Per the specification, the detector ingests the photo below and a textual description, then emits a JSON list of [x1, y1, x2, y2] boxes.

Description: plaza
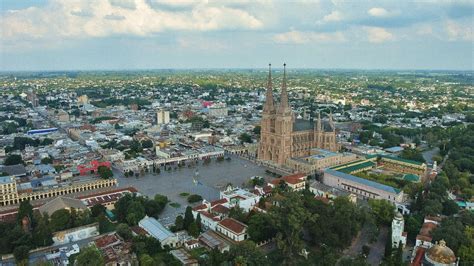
[[115, 156, 273, 225]]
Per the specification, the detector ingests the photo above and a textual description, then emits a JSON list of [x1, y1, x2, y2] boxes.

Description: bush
[[187, 194, 203, 203]]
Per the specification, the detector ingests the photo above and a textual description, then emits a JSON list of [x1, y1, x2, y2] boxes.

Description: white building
[[157, 109, 170, 125], [138, 216, 180, 248], [219, 186, 261, 212], [391, 212, 407, 248]]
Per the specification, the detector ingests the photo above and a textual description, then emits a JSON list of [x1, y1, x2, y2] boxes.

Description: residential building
[[0, 176, 19, 206], [156, 109, 170, 125], [215, 218, 248, 242]]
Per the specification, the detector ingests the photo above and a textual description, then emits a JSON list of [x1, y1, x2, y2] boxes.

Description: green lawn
[[169, 202, 181, 208]]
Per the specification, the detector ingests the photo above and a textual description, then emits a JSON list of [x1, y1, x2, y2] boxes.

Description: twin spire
[[263, 63, 291, 115]]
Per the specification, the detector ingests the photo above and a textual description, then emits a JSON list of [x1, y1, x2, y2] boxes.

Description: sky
[[1, 0, 473, 71]]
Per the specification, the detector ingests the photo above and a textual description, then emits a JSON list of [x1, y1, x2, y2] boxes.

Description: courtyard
[[114, 156, 274, 225]]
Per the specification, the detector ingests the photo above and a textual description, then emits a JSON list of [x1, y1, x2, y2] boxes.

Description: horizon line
[[1, 67, 473, 73]]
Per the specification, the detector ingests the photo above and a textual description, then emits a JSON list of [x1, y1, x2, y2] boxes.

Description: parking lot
[[115, 156, 273, 225]]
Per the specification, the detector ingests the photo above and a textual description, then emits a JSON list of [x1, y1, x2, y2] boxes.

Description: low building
[[323, 168, 404, 204], [285, 149, 358, 174], [38, 196, 88, 216], [52, 223, 99, 245], [269, 173, 307, 191], [215, 218, 248, 242], [138, 216, 180, 248], [198, 230, 230, 252], [94, 233, 136, 266], [219, 186, 261, 212], [170, 249, 198, 266]]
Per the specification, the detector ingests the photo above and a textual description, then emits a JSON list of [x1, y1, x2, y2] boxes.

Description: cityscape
[[0, 1, 473, 266]]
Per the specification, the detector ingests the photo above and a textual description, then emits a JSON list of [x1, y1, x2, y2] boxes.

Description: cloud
[[322, 10, 343, 22], [109, 0, 136, 10], [365, 27, 394, 43], [104, 14, 126, 20], [2, 0, 264, 42], [273, 30, 345, 44], [368, 7, 389, 18], [445, 20, 472, 41]]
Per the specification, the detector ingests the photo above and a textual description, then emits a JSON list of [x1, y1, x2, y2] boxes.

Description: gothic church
[[258, 64, 339, 166]]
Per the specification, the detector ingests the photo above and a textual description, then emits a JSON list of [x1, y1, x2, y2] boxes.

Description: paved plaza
[[114, 156, 273, 225]]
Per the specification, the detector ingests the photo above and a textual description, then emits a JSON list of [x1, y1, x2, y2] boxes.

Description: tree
[[141, 139, 154, 149], [116, 223, 133, 240], [253, 125, 261, 135], [40, 157, 53, 164], [97, 166, 113, 179], [442, 200, 460, 216], [90, 204, 106, 217], [145, 200, 164, 218], [368, 199, 395, 226], [187, 194, 202, 203], [98, 214, 109, 234], [32, 214, 53, 247], [458, 226, 474, 264], [270, 192, 316, 263], [188, 222, 200, 237], [239, 133, 252, 144], [17, 200, 33, 224], [5, 154, 24, 165], [13, 245, 30, 264], [195, 213, 202, 231], [174, 215, 184, 231], [183, 206, 195, 230], [229, 241, 269, 266], [50, 209, 71, 232], [140, 254, 155, 266], [248, 213, 276, 242], [75, 246, 104, 266], [154, 194, 169, 210], [250, 176, 265, 187]]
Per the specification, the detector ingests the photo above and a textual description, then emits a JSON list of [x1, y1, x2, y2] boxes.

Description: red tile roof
[[193, 204, 207, 211], [211, 198, 228, 206], [95, 234, 120, 249], [218, 218, 247, 234], [411, 247, 426, 266], [211, 204, 230, 214]]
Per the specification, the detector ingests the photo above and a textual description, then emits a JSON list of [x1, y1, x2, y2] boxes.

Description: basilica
[[258, 64, 339, 166]]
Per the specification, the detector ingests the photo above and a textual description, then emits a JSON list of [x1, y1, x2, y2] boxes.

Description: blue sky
[[1, 0, 473, 71]]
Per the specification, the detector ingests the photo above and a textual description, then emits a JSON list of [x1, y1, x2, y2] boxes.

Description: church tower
[[274, 64, 293, 165], [258, 64, 276, 161]]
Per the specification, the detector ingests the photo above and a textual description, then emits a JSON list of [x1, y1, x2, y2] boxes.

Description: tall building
[[156, 109, 170, 125], [258, 64, 339, 166]]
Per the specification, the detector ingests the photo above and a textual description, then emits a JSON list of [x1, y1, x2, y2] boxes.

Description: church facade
[[258, 64, 339, 166]]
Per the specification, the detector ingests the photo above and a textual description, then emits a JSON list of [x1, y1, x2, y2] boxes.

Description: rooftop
[[218, 218, 247, 234], [0, 176, 14, 184], [139, 216, 175, 242], [325, 168, 401, 194]]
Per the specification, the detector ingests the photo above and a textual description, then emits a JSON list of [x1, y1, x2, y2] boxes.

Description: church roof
[[293, 119, 333, 132], [293, 119, 314, 131]]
